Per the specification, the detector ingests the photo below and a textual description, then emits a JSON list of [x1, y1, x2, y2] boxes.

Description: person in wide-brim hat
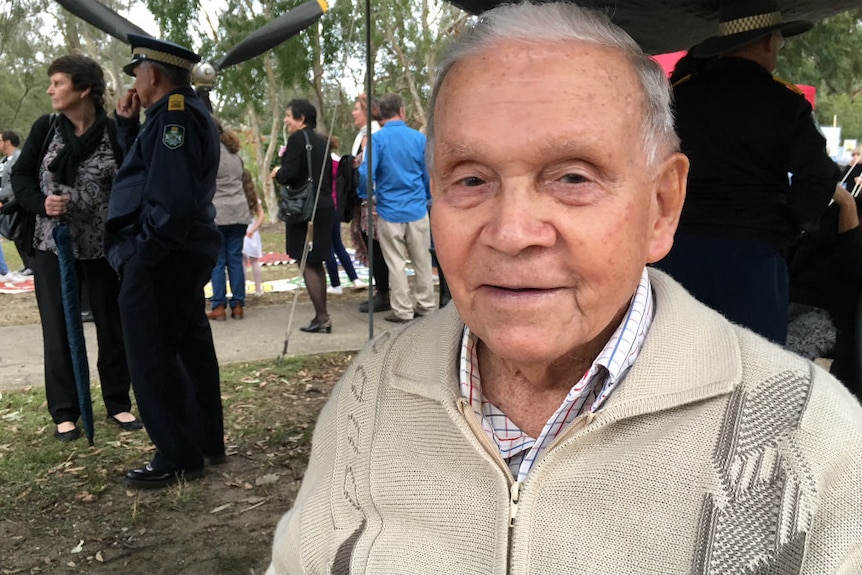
[[693, 0, 812, 58]]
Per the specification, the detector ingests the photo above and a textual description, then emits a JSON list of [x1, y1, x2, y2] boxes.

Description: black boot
[[359, 292, 391, 313]]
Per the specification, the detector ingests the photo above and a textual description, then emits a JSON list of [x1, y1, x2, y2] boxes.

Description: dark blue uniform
[[106, 86, 224, 473], [656, 57, 838, 344]]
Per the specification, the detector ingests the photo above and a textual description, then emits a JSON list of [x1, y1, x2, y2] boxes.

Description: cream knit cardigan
[[268, 269, 862, 574]]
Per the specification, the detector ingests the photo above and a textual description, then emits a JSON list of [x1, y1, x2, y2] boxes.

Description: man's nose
[[483, 183, 556, 255]]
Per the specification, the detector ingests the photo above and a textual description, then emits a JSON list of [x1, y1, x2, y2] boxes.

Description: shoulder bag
[[0, 114, 57, 242], [0, 199, 31, 241], [277, 130, 316, 224]]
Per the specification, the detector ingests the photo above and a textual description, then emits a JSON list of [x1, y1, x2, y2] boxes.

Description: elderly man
[[106, 34, 224, 489], [266, 2, 862, 572]]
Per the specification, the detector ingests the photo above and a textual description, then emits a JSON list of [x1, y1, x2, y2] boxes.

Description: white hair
[[426, 2, 679, 170]]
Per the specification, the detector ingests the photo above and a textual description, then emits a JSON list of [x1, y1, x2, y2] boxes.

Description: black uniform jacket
[[673, 57, 839, 252], [105, 86, 221, 273]]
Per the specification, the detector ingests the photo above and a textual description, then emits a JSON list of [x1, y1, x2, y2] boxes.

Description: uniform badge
[[162, 125, 185, 149], [168, 94, 185, 111]]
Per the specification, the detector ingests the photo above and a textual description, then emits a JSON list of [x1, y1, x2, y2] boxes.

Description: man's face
[[131, 63, 155, 108], [430, 40, 687, 367], [0, 139, 6, 156]]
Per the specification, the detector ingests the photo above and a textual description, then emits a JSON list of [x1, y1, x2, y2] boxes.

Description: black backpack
[[334, 154, 360, 223]]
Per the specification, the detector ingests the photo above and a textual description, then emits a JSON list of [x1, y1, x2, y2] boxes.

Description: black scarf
[[47, 107, 108, 187]]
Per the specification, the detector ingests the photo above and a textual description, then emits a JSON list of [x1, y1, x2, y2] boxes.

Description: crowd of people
[[1, 0, 861, 568], [0, 29, 441, 481]]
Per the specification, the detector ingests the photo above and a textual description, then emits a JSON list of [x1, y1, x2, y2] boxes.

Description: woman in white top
[[349, 94, 390, 313]]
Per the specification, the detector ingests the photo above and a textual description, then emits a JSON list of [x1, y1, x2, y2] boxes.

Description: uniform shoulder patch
[[168, 94, 185, 111], [773, 75, 805, 96], [163, 125, 185, 149]]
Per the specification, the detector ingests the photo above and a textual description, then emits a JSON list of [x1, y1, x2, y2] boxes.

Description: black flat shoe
[[54, 427, 81, 442], [124, 463, 204, 489], [108, 415, 144, 431], [299, 318, 332, 333]]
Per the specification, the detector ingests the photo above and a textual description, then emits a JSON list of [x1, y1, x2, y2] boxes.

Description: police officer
[[105, 34, 225, 488], [656, 0, 840, 345]]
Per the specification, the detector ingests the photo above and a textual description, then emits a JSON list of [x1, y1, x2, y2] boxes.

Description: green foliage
[[779, 10, 862, 140], [0, 0, 55, 135], [211, 0, 315, 123], [325, 0, 469, 129], [145, 0, 197, 47]]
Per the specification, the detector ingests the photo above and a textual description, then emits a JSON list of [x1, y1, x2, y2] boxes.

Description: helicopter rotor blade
[[215, 0, 328, 71], [55, 0, 149, 43]]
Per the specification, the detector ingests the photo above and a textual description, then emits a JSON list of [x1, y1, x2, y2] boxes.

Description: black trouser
[[33, 250, 132, 424], [362, 231, 390, 295], [118, 251, 223, 472], [13, 231, 35, 271], [655, 233, 789, 344]]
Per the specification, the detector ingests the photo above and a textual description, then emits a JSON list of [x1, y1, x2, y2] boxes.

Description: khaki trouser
[[377, 215, 435, 319]]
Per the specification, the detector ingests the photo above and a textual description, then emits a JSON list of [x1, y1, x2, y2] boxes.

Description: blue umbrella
[[53, 222, 94, 446]]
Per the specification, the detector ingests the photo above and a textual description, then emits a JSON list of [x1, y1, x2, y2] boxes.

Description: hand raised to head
[[116, 89, 141, 119]]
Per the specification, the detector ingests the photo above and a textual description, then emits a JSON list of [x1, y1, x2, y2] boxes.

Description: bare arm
[[833, 184, 859, 234], [247, 202, 264, 237]]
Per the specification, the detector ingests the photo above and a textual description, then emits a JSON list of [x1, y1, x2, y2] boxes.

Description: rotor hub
[[192, 61, 218, 88]]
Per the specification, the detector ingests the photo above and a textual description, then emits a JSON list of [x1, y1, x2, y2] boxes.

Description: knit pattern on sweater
[[695, 369, 815, 574]]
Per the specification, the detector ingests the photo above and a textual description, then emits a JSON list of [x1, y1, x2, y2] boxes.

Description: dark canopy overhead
[[442, 0, 862, 54]]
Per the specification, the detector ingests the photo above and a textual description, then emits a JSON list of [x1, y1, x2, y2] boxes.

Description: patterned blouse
[[33, 128, 117, 260]]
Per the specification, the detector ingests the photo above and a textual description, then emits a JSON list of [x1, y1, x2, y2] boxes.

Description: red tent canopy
[[652, 51, 687, 76]]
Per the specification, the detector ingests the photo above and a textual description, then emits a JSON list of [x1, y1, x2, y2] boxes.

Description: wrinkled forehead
[[441, 41, 639, 112], [430, 40, 643, 158]]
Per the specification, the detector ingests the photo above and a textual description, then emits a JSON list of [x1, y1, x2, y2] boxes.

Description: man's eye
[[560, 173, 589, 184], [459, 176, 485, 187]]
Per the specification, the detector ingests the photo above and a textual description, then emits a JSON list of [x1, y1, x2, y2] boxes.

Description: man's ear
[[646, 152, 689, 264]]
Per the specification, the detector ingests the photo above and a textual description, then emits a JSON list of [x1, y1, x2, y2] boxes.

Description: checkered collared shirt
[[459, 268, 655, 482]]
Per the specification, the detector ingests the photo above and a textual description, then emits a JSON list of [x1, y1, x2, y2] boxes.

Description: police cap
[[123, 34, 201, 77]]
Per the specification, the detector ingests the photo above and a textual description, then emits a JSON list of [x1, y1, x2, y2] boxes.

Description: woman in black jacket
[[271, 98, 335, 333], [11, 55, 140, 441]]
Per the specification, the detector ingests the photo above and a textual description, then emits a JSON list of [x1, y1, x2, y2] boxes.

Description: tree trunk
[[263, 51, 282, 224]]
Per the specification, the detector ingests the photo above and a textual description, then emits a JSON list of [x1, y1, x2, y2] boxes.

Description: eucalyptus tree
[[370, 0, 467, 128], [326, 0, 467, 131], [3, 0, 140, 135], [0, 0, 56, 135], [206, 0, 322, 221], [779, 10, 862, 140]]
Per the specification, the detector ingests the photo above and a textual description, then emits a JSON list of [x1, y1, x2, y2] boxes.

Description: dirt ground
[[0, 284, 364, 575]]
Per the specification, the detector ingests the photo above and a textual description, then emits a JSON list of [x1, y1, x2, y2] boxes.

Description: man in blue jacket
[[106, 34, 225, 489], [358, 93, 434, 322]]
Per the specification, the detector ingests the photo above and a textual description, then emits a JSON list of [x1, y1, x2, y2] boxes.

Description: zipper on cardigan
[[507, 481, 523, 574], [456, 397, 513, 478], [508, 481, 522, 527], [457, 397, 519, 573]]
